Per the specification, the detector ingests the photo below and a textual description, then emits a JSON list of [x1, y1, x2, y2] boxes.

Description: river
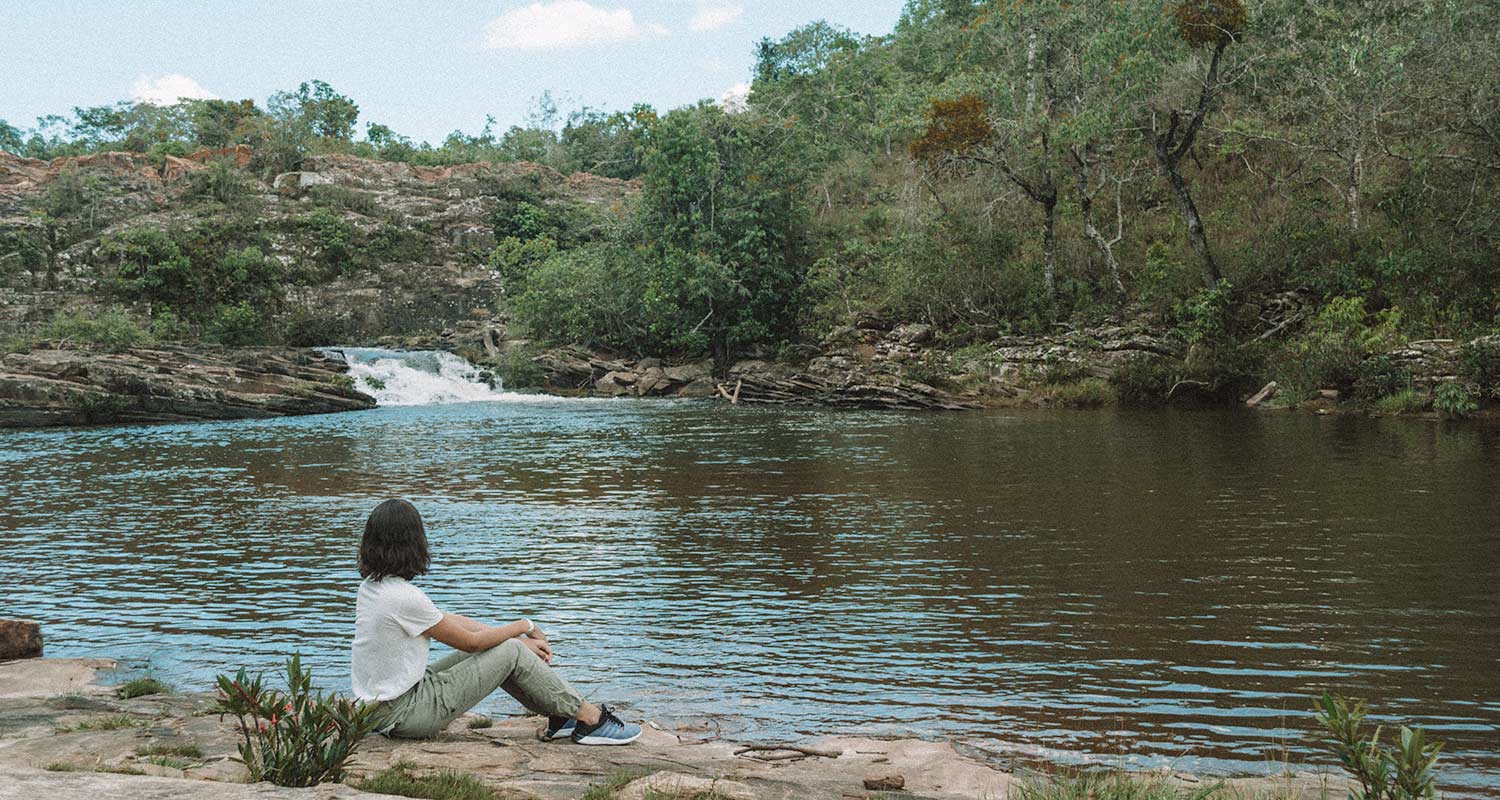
[[2, 350, 1497, 794]]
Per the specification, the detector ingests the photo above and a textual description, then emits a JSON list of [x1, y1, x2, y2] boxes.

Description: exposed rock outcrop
[[0, 345, 374, 428], [0, 620, 42, 660]]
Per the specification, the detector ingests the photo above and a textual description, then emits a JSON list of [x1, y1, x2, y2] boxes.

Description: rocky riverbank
[[0, 344, 373, 428], [0, 658, 1342, 800]]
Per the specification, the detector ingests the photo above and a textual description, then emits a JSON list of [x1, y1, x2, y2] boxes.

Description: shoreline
[[0, 657, 1347, 800]]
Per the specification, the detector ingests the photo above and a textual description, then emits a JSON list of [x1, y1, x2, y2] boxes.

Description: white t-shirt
[[351, 577, 445, 702]]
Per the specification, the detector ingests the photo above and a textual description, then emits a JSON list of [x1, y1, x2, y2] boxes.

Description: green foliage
[[1433, 382, 1477, 419], [55, 714, 146, 733], [283, 310, 353, 347], [212, 655, 375, 787], [38, 308, 154, 349], [579, 769, 656, 800], [203, 302, 269, 346], [1315, 693, 1443, 800], [490, 236, 558, 295], [1272, 297, 1403, 401], [297, 208, 354, 272], [186, 159, 252, 205], [1457, 338, 1500, 400], [1015, 769, 1223, 800], [486, 347, 546, 390], [1042, 379, 1114, 409], [1351, 356, 1413, 404], [357, 761, 500, 800], [1110, 355, 1179, 406], [136, 743, 203, 760], [1374, 389, 1427, 415], [115, 677, 171, 699], [150, 308, 192, 340]]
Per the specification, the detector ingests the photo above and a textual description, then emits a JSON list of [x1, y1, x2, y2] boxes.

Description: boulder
[[594, 372, 635, 397], [662, 360, 712, 384], [677, 377, 719, 398], [893, 323, 933, 345], [864, 774, 907, 791], [272, 171, 334, 194], [0, 620, 41, 659]]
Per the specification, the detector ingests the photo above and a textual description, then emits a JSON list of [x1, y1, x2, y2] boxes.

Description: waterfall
[[326, 348, 519, 406]]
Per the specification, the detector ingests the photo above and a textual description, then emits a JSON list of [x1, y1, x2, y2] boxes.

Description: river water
[[2, 353, 1497, 794]]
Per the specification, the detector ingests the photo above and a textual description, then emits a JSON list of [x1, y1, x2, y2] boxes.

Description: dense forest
[[4, 0, 1499, 409]]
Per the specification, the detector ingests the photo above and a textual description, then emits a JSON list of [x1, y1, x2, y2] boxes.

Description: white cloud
[[690, 1, 743, 32], [717, 82, 751, 113], [129, 74, 217, 105], [484, 0, 667, 51]]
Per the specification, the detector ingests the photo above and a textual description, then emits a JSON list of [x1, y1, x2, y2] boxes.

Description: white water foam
[[325, 348, 520, 406]]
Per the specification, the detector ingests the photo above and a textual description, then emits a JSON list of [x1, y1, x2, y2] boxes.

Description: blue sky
[[2, 1, 908, 144]]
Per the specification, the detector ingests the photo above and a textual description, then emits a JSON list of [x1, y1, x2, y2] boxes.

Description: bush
[[186, 160, 252, 205], [1042, 379, 1113, 409], [38, 308, 153, 349], [1374, 389, 1427, 415], [204, 302, 269, 346], [283, 311, 352, 347], [487, 347, 546, 390], [1433, 382, 1478, 419], [1315, 693, 1443, 800], [1272, 296, 1402, 401], [297, 208, 354, 273], [1110, 354, 1179, 406], [1352, 355, 1413, 404], [1458, 338, 1500, 400], [212, 655, 375, 787], [115, 677, 171, 699], [489, 236, 558, 295]]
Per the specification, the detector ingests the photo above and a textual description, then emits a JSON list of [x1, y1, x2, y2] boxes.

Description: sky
[[1, 1, 908, 144]]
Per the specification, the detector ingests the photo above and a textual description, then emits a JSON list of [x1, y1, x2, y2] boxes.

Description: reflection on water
[[2, 404, 1498, 795]]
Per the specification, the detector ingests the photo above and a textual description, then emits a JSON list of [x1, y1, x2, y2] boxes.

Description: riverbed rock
[[0, 345, 375, 428], [0, 620, 42, 660]]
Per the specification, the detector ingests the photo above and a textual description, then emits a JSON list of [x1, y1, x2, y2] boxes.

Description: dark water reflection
[[2, 403, 1498, 794]]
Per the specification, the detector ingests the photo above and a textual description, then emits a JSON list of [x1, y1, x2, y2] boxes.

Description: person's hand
[[520, 635, 553, 664], [527, 622, 549, 643]]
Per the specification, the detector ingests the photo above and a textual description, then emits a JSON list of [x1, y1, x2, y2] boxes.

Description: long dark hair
[[359, 499, 430, 581]]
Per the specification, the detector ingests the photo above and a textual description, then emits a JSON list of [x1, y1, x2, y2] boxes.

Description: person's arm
[[443, 612, 549, 642], [423, 614, 553, 661]]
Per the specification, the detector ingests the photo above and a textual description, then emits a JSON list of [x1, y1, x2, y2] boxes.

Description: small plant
[[55, 714, 147, 732], [212, 654, 376, 788], [1015, 768, 1224, 800], [324, 373, 355, 391], [580, 769, 657, 800], [1433, 382, 1478, 419], [465, 716, 493, 729], [355, 760, 500, 800], [136, 743, 203, 759], [361, 375, 387, 392], [1042, 379, 1113, 409], [1110, 354, 1179, 406], [1314, 692, 1443, 800], [1374, 389, 1427, 415], [116, 676, 171, 699], [43, 762, 79, 772]]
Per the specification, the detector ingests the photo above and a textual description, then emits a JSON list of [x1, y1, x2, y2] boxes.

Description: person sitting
[[351, 498, 640, 744]]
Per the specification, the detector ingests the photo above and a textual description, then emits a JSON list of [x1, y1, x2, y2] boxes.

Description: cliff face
[[0, 148, 637, 342]]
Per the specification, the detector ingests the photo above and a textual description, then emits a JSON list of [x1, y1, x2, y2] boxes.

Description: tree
[[268, 80, 358, 141], [0, 120, 22, 155], [1139, 0, 1249, 288]]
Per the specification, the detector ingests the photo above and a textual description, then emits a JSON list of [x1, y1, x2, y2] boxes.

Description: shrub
[[1374, 389, 1427, 415], [487, 347, 546, 390], [100, 227, 195, 308], [212, 655, 375, 787], [186, 160, 252, 205], [1315, 693, 1443, 800], [1352, 355, 1413, 404], [1110, 354, 1179, 406], [283, 311, 352, 347], [115, 677, 171, 699], [203, 302, 269, 346], [297, 208, 354, 273], [1433, 382, 1477, 419], [1272, 296, 1402, 401], [489, 236, 558, 295], [1042, 379, 1113, 409], [150, 309, 191, 340], [38, 308, 154, 349], [1458, 338, 1500, 400]]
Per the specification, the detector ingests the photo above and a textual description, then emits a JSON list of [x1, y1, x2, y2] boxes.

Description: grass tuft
[[43, 762, 79, 772], [1042, 379, 1115, 409], [1016, 770, 1226, 800], [55, 714, 147, 733], [136, 743, 203, 760], [580, 769, 657, 800], [466, 715, 494, 730], [354, 760, 500, 800], [1374, 388, 1428, 415], [116, 677, 172, 699]]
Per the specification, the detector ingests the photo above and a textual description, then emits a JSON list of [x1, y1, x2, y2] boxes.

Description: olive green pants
[[370, 638, 585, 739]]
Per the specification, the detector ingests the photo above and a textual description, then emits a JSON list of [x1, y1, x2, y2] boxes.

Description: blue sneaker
[[543, 715, 577, 741], [571, 705, 641, 745]]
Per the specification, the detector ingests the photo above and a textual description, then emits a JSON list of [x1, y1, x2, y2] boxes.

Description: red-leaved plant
[[212, 654, 376, 787]]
